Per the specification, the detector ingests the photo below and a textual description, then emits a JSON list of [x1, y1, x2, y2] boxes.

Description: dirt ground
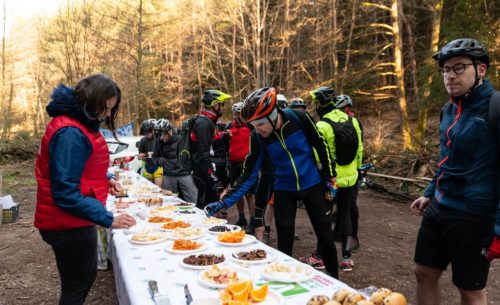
[[0, 161, 498, 305]]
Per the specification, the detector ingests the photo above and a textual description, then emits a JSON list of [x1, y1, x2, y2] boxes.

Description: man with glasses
[[411, 38, 500, 305]]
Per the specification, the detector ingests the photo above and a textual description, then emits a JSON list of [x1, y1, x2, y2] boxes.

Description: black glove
[[158, 157, 167, 167]]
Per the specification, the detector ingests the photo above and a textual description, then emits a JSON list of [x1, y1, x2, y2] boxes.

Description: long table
[[107, 171, 353, 305]]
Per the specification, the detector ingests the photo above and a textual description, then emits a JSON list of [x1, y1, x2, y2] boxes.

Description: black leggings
[[40, 226, 98, 305], [320, 185, 357, 258], [193, 163, 219, 209], [274, 183, 338, 278]]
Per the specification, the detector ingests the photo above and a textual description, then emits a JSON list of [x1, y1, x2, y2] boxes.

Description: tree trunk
[[392, 0, 412, 149], [416, 0, 443, 142], [339, 0, 357, 93]]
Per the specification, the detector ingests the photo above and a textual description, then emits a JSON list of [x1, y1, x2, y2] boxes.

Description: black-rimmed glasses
[[440, 63, 474, 76]]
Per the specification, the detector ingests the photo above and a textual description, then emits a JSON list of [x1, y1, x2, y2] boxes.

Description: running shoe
[[299, 253, 325, 270], [339, 257, 354, 272]]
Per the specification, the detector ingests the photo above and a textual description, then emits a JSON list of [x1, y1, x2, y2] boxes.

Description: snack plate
[[230, 249, 275, 265], [197, 267, 252, 289], [167, 230, 205, 240], [197, 218, 228, 227], [128, 234, 168, 245], [160, 222, 193, 232], [216, 234, 256, 247], [206, 225, 241, 235], [260, 262, 315, 283], [179, 254, 228, 270], [164, 242, 207, 254]]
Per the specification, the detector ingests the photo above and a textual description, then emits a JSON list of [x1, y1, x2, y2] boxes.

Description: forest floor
[[0, 161, 498, 305]]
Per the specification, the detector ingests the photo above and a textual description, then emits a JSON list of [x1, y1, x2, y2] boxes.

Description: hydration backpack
[[321, 116, 359, 165], [177, 115, 198, 171]]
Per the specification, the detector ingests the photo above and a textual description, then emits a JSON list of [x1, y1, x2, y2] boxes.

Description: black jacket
[[153, 130, 190, 176]]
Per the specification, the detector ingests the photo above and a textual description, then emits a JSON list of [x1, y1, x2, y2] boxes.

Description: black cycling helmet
[[432, 38, 490, 68], [202, 89, 232, 107], [289, 97, 306, 109], [309, 86, 336, 108], [140, 119, 157, 135], [241, 87, 277, 122], [153, 118, 173, 137]]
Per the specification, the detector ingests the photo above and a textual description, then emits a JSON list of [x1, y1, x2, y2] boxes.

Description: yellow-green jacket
[[316, 109, 363, 188]]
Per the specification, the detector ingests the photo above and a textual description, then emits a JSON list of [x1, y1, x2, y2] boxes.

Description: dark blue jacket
[[424, 80, 500, 235], [46, 85, 113, 228]]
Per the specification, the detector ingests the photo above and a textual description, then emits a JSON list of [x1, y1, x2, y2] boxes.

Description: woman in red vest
[[34, 74, 136, 305]]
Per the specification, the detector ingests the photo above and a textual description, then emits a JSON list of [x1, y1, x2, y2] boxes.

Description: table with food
[[107, 170, 408, 305]]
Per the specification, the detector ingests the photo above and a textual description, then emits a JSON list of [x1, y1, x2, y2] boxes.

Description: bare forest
[[0, 0, 498, 154]]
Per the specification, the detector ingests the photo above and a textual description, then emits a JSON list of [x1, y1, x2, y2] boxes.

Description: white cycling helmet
[[335, 95, 353, 109], [276, 94, 288, 109], [232, 102, 244, 114]]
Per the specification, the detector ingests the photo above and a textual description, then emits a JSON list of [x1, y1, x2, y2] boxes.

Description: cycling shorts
[[414, 199, 494, 290]]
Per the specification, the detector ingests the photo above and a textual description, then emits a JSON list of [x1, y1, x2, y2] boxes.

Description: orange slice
[[251, 283, 268, 302], [233, 289, 248, 302], [219, 291, 232, 305], [228, 281, 249, 295]]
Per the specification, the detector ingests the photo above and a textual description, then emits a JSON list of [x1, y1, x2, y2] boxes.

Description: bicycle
[[359, 163, 415, 202]]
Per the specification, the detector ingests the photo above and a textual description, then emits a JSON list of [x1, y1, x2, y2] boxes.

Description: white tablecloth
[[107, 171, 353, 305]]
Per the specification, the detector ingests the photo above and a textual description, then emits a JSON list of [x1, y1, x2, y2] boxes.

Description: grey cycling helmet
[[232, 102, 244, 114], [289, 98, 306, 109], [335, 95, 353, 109], [154, 118, 173, 137], [432, 38, 490, 68]]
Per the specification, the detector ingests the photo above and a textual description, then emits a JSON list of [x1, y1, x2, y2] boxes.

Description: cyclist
[[289, 97, 307, 111], [153, 119, 198, 203], [335, 94, 364, 252], [411, 38, 500, 305], [300, 87, 363, 272], [138, 119, 163, 186], [191, 89, 232, 209], [204, 87, 339, 278], [226, 102, 256, 231]]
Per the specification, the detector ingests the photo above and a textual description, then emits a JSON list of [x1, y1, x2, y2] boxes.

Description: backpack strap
[[488, 90, 500, 134]]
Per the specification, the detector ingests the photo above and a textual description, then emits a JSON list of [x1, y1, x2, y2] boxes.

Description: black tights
[[274, 183, 338, 278], [40, 226, 98, 305]]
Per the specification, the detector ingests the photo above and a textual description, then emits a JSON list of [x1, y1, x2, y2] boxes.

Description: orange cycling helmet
[[241, 87, 277, 122]]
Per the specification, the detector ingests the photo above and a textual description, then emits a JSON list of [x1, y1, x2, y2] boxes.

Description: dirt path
[[0, 162, 498, 305]]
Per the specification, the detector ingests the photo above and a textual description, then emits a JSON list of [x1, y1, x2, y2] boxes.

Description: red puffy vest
[[34, 115, 110, 230], [228, 121, 251, 163]]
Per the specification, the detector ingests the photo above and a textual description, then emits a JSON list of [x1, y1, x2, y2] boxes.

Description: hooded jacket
[[34, 84, 113, 230], [424, 80, 500, 235]]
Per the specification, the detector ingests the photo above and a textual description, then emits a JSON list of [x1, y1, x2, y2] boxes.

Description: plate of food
[[230, 249, 275, 265], [197, 265, 252, 289], [180, 253, 227, 270], [173, 202, 196, 208], [206, 225, 241, 235], [261, 262, 315, 283], [216, 231, 256, 246], [176, 209, 203, 215], [138, 197, 163, 207], [160, 220, 192, 231], [151, 205, 178, 212], [198, 217, 228, 227], [165, 239, 207, 254], [218, 281, 284, 305], [147, 216, 174, 224], [167, 227, 205, 240], [128, 229, 168, 245]]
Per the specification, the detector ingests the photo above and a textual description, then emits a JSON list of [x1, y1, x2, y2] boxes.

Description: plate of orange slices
[[216, 231, 256, 247], [218, 280, 283, 305]]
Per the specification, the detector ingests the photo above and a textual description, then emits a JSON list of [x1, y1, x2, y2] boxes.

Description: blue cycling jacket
[[424, 79, 500, 235]]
